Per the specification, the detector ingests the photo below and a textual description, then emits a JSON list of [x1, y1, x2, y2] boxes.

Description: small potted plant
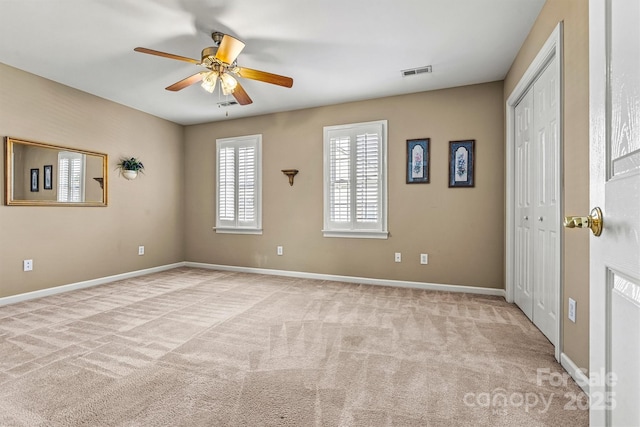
[[116, 157, 145, 180]]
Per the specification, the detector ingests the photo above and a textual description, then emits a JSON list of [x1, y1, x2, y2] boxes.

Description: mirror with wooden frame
[[4, 137, 108, 206]]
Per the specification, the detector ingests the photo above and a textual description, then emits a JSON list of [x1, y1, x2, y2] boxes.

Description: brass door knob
[[563, 207, 603, 236]]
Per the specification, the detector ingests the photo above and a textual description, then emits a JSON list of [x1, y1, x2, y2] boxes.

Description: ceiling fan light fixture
[[201, 71, 217, 93], [219, 72, 238, 95]]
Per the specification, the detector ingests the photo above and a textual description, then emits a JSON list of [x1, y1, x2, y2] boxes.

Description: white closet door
[[532, 58, 560, 344], [513, 56, 560, 346], [514, 88, 534, 319]]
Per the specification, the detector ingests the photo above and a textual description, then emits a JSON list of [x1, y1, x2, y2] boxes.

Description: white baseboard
[[185, 262, 506, 297], [561, 352, 590, 395], [1, 261, 505, 307], [0, 262, 186, 307]]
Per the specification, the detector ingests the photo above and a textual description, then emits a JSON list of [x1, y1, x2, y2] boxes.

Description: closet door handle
[[538, 217, 544, 222], [523, 216, 529, 221]]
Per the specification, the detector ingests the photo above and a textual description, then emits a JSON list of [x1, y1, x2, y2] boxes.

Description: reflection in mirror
[[5, 137, 108, 206]]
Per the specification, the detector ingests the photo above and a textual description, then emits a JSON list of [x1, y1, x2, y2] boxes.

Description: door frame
[[505, 23, 563, 361]]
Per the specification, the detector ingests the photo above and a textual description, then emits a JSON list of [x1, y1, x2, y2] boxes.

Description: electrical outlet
[[395, 252, 402, 263], [568, 298, 576, 322], [23, 259, 33, 272], [277, 246, 283, 256], [420, 254, 428, 265], [138, 246, 145, 256]]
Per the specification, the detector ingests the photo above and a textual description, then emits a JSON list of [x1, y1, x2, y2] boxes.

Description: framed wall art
[[30, 168, 39, 192], [449, 140, 475, 187], [44, 165, 53, 190], [406, 138, 430, 184]]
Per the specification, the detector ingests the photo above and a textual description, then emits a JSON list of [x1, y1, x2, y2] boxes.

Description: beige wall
[[504, 0, 589, 370], [185, 82, 505, 289], [0, 63, 185, 298]]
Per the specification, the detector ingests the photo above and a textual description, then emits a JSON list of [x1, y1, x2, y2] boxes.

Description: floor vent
[[401, 65, 432, 77]]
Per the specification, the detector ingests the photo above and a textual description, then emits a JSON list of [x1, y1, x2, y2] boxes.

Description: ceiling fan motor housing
[[201, 47, 219, 67]]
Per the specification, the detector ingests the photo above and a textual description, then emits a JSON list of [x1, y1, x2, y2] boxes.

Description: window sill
[[214, 227, 263, 235], [322, 230, 389, 239]]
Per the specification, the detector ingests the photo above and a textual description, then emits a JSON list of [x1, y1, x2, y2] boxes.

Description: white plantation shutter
[[216, 135, 262, 233], [329, 136, 351, 223], [237, 145, 256, 223], [218, 146, 235, 221], [356, 132, 380, 224], [323, 120, 388, 238], [58, 151, 85, 202]]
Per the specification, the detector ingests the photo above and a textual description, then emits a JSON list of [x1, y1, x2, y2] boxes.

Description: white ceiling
[[0, 0, 544, 126]]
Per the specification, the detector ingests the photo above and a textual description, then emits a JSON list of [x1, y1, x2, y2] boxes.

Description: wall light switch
[[138, 246, 145, 256], [277, 246, 283, 256], [568, 298, 576, 323], [420, 254, 428, 265], [395, 252, 402, 263]]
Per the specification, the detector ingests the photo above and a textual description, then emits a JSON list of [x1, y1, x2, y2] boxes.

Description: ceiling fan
[[134, 32, 293, 106]]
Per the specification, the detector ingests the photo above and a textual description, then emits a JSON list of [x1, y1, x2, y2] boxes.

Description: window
[[215, 134, 262, 234], [323, 120, 388, 238], [58, 151, 85, 202]]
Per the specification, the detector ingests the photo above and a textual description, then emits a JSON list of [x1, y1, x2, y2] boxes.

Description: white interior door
[[589, 0, 640, 425], [513, 57, 560, 346]]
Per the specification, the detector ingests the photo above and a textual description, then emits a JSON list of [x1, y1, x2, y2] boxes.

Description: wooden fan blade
[[232, 82, 253, 105], [165, 72, 207, 91], [215, 35, 245, 65], [134, 47, 200, 65], [236, 67, 293, 88]]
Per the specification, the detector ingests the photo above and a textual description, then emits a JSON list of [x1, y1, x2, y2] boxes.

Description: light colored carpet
[[0, 267, 587, 426]]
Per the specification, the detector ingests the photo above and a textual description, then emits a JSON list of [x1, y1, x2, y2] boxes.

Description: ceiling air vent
[[401, 65, 432, 77], [217, 100, 238, 107]]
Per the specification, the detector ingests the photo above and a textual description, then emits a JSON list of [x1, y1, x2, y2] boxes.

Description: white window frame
[[215, 134, 262, 234], [323, 120, 388, 239]]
